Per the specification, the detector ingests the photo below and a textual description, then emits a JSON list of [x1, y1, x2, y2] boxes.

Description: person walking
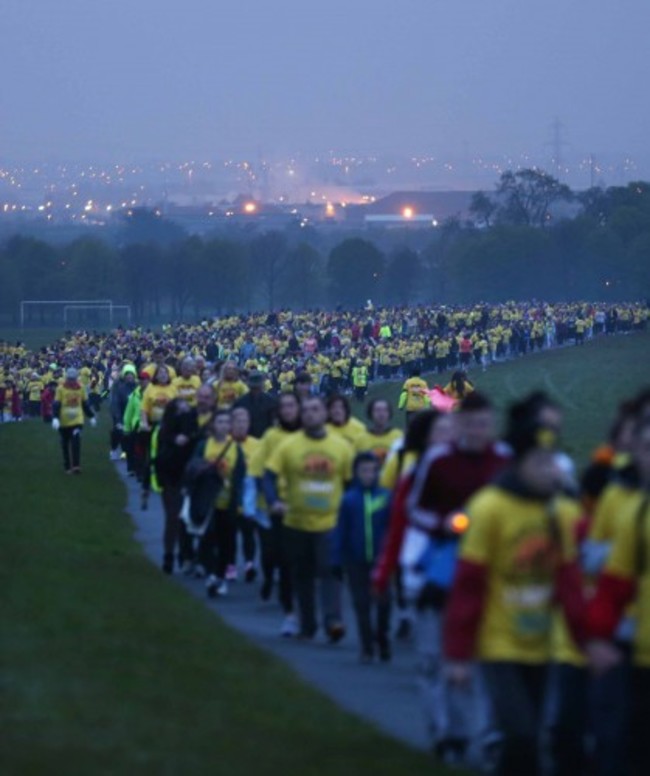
[[52, 367, 97, 473], [264, 396, 353, 641], [332, 452, 391, 662]]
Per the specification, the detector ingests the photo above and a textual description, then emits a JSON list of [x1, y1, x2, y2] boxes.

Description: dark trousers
[[59, 425, 82, 470], [345, 562, 390, 653], [283, 526, 339, 637], [545, 663, 588, 776], [630, 667, 650, 776], [258, 514, 293, 613], [235, 516, 256, 564], [199, 509, 235, 579], [161, 485, 184, 559], [590, 648, 631, 776], [482, 662, 547, 776], [110, 423, 124, 452]]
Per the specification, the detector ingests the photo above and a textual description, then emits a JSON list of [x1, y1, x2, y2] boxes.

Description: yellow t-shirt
[[267, 431, 353, 532], [55, 383, 87, 427], [203, 437, 243, 511], [141, 383, 178, 424], [460, 486, 579, 663], [605, 493, 650, 667], [354, 428, 404, 466], [400, 377, 430, 412], [326, 417, 365, 448], [250, 426, 297, 501], [216, 379, 249, 410], [172, 375, 201, 406], [379, 448, 418, 490], [143, 363, 177, 381]]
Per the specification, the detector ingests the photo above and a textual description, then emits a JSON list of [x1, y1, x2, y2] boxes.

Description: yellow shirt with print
[[267, 431, 353, 532], [141, 383, 178, 424], [55, 384, 88, 427], [172, 375, 201, 406], [460, 486, 580, 664]]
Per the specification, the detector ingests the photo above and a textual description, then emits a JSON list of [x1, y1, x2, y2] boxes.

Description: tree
[[496, 169, 573, 228], [202, 238, 250, 314], [469, 191, 496, 228], [278, 243, 324, 309], [327, 238, 385, 308], [250, 231, 288, 310], [384, 248, 422, 305]]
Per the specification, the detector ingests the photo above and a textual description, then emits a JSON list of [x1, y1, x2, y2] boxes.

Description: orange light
[[244, 202, 257, 214], [449, 513, 470, 535], [402, 206, 414, 219]]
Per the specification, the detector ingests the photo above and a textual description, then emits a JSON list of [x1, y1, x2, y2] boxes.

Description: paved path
[[118, 466, 430, 751]]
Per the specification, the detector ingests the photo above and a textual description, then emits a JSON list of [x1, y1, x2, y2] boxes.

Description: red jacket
[[408, 442, 511, 535]]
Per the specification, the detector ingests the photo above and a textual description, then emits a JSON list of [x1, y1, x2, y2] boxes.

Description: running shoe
[[225, 564, 238, 582], [280, 613, 299, 638], [205, 575, 219, 598], [216, 579, 228, 597]]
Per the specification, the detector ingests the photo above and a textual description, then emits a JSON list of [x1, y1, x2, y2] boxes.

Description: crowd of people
[[2, 298, 650, 776]]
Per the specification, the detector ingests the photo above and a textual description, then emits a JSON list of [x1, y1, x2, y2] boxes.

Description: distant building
[[362, 191, 474, 227]]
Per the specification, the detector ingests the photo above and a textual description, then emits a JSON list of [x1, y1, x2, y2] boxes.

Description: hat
[[139, 370, 151, 380], [248, 371, 265, 385], [66, 367, 79, 380], [121, 364, 137, 377]]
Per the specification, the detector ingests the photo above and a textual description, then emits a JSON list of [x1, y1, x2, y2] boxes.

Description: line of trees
[[1, 171, 649, 325]]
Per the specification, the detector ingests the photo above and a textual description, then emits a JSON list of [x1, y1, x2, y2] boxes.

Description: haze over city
[[2, 0, 650, 188]]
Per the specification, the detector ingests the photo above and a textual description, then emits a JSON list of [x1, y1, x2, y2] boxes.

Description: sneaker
[[109, 449, 120, 461], [244, 562, 257, 583], [225, 564, 238, 582], [72, 467, 81, 475], [280, 613, 300, 638], [181, 560, 195, 576], [326, 622, 346, 644], [216, 579, 228, 597], [205, 575, 219, 599]]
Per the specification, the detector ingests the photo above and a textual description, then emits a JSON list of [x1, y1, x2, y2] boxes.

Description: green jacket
[[123, 387, 144, 433]]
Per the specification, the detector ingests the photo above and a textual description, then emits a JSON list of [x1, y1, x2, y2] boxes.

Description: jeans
[[417, 607, 487, 751]]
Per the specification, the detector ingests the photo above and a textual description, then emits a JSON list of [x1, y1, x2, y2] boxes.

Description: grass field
[[1, 331, 648, 773], [361, 332, 650, 466], [0, 421, 442, 775], [0, 327, 69, 351]]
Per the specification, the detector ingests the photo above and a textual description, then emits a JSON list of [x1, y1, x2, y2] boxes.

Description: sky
[[2, 0, 649, 165]]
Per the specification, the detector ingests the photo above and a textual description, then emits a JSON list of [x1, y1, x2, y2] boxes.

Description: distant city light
[[402, 206, 414, 219], [244, 202, 257, 214]]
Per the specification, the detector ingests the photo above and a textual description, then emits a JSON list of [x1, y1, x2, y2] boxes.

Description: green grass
[[0, 327, 69, 351], [0, 420, 442, 775], [360, 332, 650, 466]]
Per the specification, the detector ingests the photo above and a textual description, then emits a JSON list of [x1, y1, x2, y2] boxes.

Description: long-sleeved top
[[332, 482, 391, 566]]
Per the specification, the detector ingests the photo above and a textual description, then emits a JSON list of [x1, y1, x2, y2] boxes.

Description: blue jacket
[[332, 483, 391, 566]]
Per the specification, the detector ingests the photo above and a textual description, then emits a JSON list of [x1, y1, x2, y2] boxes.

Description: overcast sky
[[2, 0, 649, 164]]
